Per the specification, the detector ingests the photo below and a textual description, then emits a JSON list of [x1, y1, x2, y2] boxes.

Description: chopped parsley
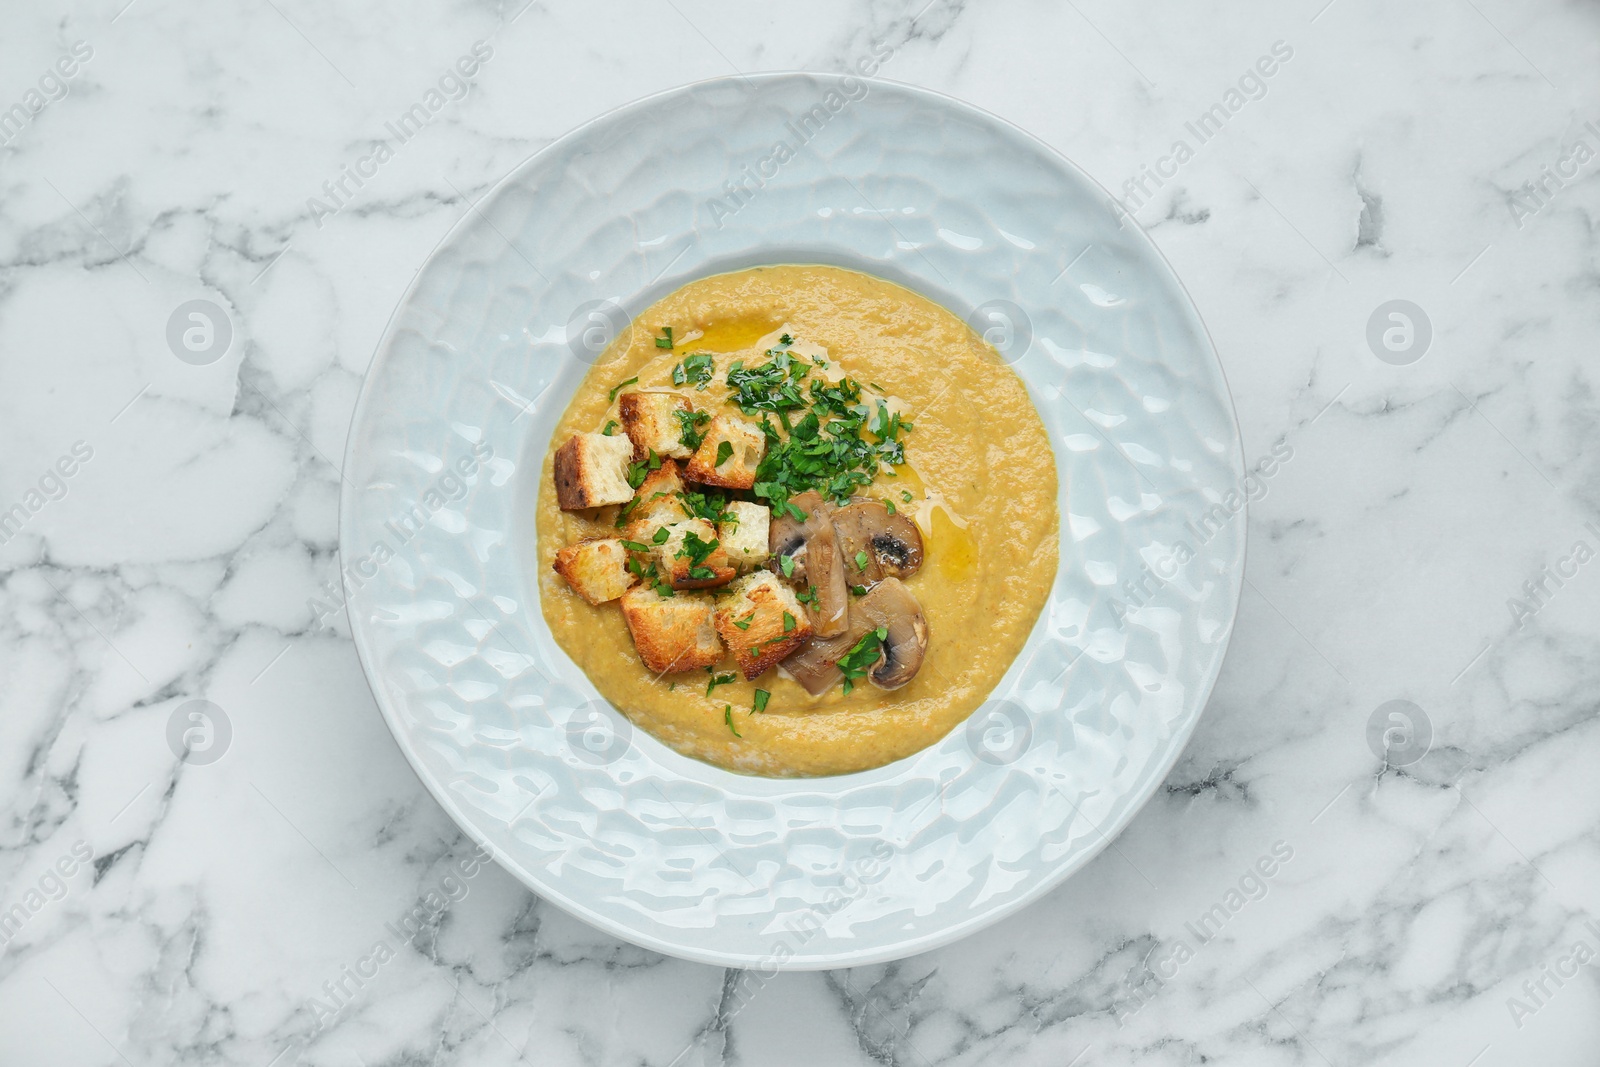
[[779, 554, 795, 578], [621, 540, 650, 553], [733, 614, 753, 631], [625, 449, 661, 489], [854, 550, 870, 572], [715, 440, 734, 467], [672, 352, 715, 389], [675, 408, 711, 451], [753, 689, 771, 713], [677, 529, 719, 565], [724, 703, 741, 736], [782, 611, 796, 633], [852, 584, 868, 596], [738, 360, 913, 510], [682, 488, 733, 525], [602, 420, 619, 436], [727, 349, 811, 416], [654, 326, 674, 349], [837, 626, 889, 696], [651, 526, 670, 544], [706, 671, 736, 697], [901, 490, 913, 503], [608, 377, 638, 403]]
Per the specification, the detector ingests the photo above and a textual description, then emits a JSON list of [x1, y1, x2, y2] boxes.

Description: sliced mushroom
[[779, 577, 929, 695], [831, 499, 924, 584], [781, 618, 870, 696], [768, 490, 823, 582], [768, 490, 849, 637], [853, 577, 928, 690]]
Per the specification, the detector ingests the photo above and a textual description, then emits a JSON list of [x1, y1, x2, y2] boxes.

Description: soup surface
[[536, 265, 1058, 776]]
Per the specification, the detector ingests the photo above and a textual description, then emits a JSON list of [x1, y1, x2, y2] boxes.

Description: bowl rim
[[338, 69, 1246, 968]]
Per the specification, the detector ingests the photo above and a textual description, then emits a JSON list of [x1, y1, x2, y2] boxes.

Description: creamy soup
[[536, 265, 1058, 776]]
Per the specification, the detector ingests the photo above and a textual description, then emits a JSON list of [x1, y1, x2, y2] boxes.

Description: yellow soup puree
[[536, 265, 1058, 776]]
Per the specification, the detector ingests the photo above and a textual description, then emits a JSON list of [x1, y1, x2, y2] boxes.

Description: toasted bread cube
[[633, 459, 684, 501], [714, 571, 814, 679], [652, 519, 736, 590], [553, 432, 633, 510], [620, 586, 723, 673], [623, 461, 690, 541], [685, 415, 765, 490], [717, 501, 770, 569], [552, 538, 634, 605], [619, 391, 694, 460]]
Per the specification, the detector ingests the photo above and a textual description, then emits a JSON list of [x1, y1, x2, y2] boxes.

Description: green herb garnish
[[836, 626, 889, 694], [652, 526, 671, 544], [782, 611, 796, 633], [854, 550, 869, 572], [655, 327, 673, 349], [602, 420, 619, 436], [779, 554, 795, 578], [624, 449, 661, 490], [715, 440, 734, 467], [608, 377, 638, 403], [753, 689, 770, 713], [735, 361, 912, 511], [615, 496, 640, 527], [678, 530, 719, 565], [675, 408, 710, 451], [724, 703, 741, 737], [672, 352, 715, 389], [707, 672, 736, 697], [682, 487, 732, 524]]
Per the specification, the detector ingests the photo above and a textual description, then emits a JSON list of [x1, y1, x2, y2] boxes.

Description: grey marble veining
[[1, 0, 1597, 1064]]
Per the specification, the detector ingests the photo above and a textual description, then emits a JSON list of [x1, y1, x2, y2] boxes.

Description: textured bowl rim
[[339, 70, 1246, 969]]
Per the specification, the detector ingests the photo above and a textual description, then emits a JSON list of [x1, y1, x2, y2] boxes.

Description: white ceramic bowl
[[340, 73, 1245, 969]]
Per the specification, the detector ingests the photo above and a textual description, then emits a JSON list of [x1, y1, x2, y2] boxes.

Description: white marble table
[[3, 1, 1598, 1064]]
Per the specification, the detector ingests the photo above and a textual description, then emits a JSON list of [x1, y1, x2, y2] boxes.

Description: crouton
[[685, 414, 765, 490], [618, 391, 695, 460], [552, 538, 634, 605], [619, 586, 723, 673], [553, 432, 633, 510], [717, 501, 770, 569], [652, 518, 736, 590], [622, 460, 690, 541], [714, 571, 814, 679]]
